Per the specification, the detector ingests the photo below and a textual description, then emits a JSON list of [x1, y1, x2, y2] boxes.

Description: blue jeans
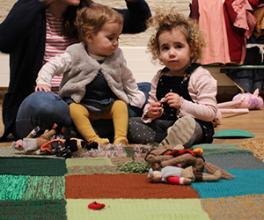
[[15, 82, 151, 139], [16, 92, 72, 138]]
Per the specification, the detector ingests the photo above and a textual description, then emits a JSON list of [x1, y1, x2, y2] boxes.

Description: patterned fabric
[[44, 10, 75, 89], [0, 142, 263, 219]]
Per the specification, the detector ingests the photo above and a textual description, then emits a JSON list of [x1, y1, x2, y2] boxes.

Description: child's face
[[86, 22, 122, 57], [158, 28, 192, 75]]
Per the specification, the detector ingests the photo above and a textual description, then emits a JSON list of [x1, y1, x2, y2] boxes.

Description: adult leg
[[69, 103, 109, 144], [16, 92, 72, 139]]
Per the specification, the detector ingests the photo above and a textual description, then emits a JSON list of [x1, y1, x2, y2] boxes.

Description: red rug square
[[65, 174, 199, 198]]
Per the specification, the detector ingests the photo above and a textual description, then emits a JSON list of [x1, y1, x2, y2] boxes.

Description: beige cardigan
[[36, 43, 145, 108]]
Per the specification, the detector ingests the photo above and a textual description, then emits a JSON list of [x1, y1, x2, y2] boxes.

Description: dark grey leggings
[[128, 117, 204, 146], [128, 117, 174, 144]]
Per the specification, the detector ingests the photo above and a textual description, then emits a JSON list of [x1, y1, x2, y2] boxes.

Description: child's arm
[[142, 71, 163, 122], [120, 62, 146, 108], [35, 52, 72, 92], [179, 69, 218, 121]]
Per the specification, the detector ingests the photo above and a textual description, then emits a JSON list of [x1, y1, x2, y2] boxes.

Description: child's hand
[[35, 84, 51, 92], [146, 102, 163, 119], [165, 92, 182, 109]]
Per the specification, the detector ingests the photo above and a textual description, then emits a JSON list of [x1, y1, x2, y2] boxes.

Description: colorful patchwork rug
[[0, 142, 264, 219]]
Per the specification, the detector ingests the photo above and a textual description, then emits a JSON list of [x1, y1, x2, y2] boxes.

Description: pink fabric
[[224, 0, 257, 63], [232, 0, 257, 38], [198, 0, 230, 64]]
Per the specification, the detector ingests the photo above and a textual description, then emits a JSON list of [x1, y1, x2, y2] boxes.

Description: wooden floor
[[0, 105, 263, 147], [213, 109, 264, 145]]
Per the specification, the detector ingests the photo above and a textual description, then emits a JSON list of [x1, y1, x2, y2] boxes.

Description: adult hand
[[35, 84, 51, 92], [146, 101, 163, 119], [165, 92, 182, 109]]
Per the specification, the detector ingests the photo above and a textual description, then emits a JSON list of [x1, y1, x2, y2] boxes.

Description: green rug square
[[0, 157, 66, 176], [66, 157, 117, 174], [0, 200, 66, 220], [192, 144, 249, 155], [213, 129, 255, 138], [66, 199, 209, 220]]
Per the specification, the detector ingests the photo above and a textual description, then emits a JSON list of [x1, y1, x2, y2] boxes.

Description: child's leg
[[110, 100, 128, 144], [128, 117, 156, 144], [128, 118, 172, 144], [69, 103, 109, 144], [160, 116, 203, 148]]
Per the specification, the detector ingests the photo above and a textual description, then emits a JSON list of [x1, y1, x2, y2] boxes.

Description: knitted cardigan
[[37, 43, 145, 108]]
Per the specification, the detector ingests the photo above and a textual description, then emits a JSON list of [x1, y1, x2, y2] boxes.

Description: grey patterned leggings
[[128, 117, 204, 146]]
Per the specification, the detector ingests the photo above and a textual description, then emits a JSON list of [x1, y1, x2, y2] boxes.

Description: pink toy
[[217, 89, 264, 121]]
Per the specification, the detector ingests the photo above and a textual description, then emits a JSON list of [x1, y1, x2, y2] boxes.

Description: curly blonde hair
[[147, 8, 205, 63], [75, 3, 123, 42]]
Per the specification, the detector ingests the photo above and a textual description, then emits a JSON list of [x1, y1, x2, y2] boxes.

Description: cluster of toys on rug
[[12, 125, 234, 186], [13, 124, 98, 158], [144, 145, 234, 185]]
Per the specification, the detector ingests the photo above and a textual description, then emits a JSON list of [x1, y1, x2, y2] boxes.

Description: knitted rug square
[[66, 198, 209, 220], [0, 175, 28, 200], [201, 194, 264, 220], [0, 175, 65, 200], [0, 200, 67, 220], [65, 174, 199, 199], [74, 144, 151, 162], [0, 145, 58, 158], [192, 169, 264, 198], [23, 176, 65, 200], [0, 157, 66, 176], [241, 138, 264, 161], [204, 151, 264, 169], [192, 144, 249, 155], [66, 157, 118, 174]]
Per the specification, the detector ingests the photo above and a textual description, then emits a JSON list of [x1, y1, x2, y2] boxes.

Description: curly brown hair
[[75, 3, 123, 42], [147, 8, 205, 63]]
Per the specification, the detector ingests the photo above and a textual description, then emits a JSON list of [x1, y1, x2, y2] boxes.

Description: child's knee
[[112, 100, 128, 113], [69, 103, 89, 117]]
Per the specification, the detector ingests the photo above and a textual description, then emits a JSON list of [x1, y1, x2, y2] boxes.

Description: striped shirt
[[43, 10, 76, 90]]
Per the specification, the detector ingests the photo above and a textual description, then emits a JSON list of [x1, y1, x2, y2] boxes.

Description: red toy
[[88, 201, 105, 210]]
